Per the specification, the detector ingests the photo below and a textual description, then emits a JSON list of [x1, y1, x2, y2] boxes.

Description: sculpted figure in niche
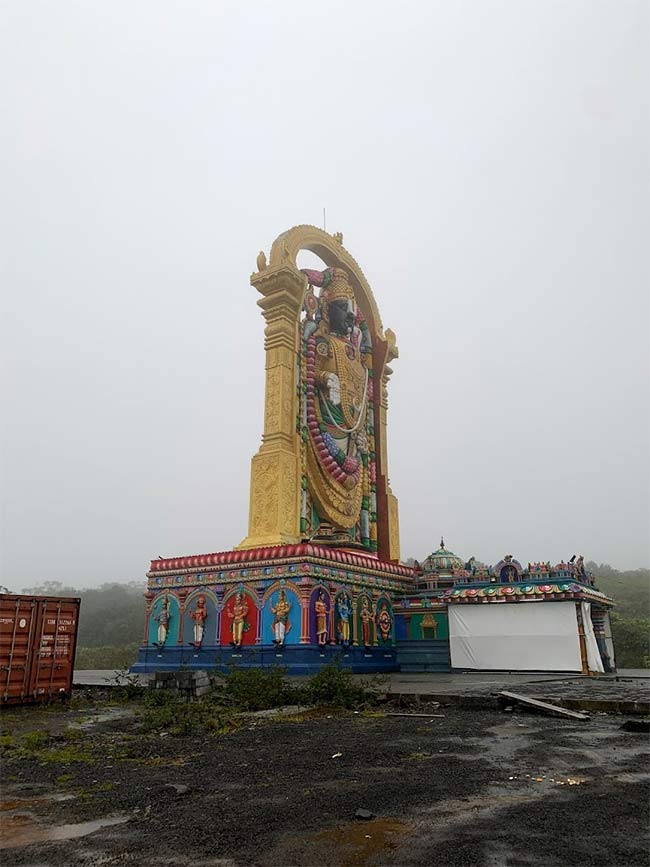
[[360, 596, 374, 648], [190, 594, 208, 647], [271, 589, 291, 647], [337, 593, 352, 647], [377, 602, 392, 644], [228, 592, 249, 649], [314, 590, 329, 646], [154, 596, 171, 646]]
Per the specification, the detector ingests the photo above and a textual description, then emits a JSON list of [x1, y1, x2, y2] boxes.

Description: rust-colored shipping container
[[0, 594, 81, 705]]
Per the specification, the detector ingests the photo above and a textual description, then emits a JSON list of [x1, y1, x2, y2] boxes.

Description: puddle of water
[[76, 707, 135, 730], [0, 795, 75, 811], [314, 818, 410, 867], [488, 723, 535, 737], [615, 771, 650, 783], [0, 812, 129, 850]]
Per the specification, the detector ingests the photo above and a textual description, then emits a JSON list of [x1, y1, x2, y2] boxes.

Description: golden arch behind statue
[[268, 225, 385, 337], [238, 225, 400, 562]]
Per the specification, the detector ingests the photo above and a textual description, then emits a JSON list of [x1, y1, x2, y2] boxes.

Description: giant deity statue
[[239, 226, 400, 561], [301, 267, 374, 547]]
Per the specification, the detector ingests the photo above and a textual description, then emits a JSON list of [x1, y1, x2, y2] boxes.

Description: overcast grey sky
[[2, 0, 648, 589]]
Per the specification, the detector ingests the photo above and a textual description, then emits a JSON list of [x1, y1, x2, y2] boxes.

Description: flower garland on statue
[[305, 332, 365, 486]]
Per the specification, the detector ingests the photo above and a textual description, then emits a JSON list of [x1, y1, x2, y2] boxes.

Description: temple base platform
[[133, 543, 413, 676], [131, 643, 398, 675]]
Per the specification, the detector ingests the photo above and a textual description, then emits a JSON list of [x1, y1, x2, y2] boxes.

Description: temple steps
[[396, 639, 451, 672]]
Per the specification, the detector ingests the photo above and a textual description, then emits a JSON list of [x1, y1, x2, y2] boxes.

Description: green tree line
[[586, 562, 650, 669], [20, 580, 145, 668]]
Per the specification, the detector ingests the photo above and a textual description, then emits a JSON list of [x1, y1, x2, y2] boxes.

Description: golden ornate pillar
[[238, 264, 305, 549], [375, 331, 401, 562]]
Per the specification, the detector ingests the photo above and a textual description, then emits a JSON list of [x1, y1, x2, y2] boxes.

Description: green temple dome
[[422, 538, 465, 573]]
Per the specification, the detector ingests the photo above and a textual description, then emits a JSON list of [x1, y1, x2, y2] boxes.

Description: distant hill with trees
[[586, 562, 649, 618], [586, 562, 650, 669], [19, 580, 145, 668]]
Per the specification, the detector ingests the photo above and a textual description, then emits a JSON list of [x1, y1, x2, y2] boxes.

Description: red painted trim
[[149, 544, 415, 578]]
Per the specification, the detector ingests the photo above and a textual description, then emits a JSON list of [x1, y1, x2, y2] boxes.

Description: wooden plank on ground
[[499, 690, 590, 721], [386, 712, 445, 718]]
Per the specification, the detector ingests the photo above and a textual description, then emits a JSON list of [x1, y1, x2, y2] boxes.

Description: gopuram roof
[[422, 538, 465, 574]]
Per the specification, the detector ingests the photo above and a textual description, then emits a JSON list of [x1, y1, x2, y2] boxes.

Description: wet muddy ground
[[1, 695, 648, 867]]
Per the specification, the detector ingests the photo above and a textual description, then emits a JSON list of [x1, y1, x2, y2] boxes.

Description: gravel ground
[[0, 696, 648, 867]]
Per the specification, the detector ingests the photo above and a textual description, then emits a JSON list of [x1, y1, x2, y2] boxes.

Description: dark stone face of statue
[[329, 299, 355, 336]]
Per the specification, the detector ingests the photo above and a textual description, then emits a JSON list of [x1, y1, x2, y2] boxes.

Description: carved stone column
[[299, 592, 310, 644], [143, 591, 155, 642], [351, 592, 359, 646], [238, 265, 306, 548]]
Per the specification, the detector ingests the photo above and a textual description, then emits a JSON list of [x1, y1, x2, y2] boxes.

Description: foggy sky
[[2, 0, 648, 589]]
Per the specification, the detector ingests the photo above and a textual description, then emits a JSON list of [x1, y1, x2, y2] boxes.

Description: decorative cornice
[[444, 581, 614, 606], [149, 543, 413, 577]]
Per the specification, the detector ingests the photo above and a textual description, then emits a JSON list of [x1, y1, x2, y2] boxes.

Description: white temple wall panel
[[448, 603, 583, 671]]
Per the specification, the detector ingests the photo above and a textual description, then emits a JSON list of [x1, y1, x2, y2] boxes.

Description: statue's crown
[[325, 268, 354, 303]]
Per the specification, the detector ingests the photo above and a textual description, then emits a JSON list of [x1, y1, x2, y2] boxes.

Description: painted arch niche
[[261, 584, 301, 646], [219, 589, 259, 647], [182, 590, 218, 646], [309, 586, 332, 646], [355, 593, 376, 647], [148, 593, 180, 647], [334, 591, 353, 646], [375, 596, 394, 646]]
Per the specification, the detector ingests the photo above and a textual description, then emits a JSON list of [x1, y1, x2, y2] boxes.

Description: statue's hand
[[325, 373, 341, 405]]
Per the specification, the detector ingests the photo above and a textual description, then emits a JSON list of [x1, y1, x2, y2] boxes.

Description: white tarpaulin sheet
[[581, 601, 605, 673], [449, 602, 583, 671]]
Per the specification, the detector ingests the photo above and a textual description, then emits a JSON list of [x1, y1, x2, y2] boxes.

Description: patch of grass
[[223, 666, 299, 711], [139, 690, 229, 736], [38, 745, 94, 763], [0, 729, 92, 764], [106, 669, 145, 701], [62, 726, 85, 742], [129, 754, 193, 767], [0, 734, 16, 749], [55, 773, 74, 785], [408, 751, 434, 761], [22, 730, 49, 751], [303, 660, 376, 709], [137, 661, 378, 736], [138, 666, 307, 735], [222, 660, 376, 712]]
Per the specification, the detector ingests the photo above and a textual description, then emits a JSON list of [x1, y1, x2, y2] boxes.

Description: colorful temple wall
[[133, 547, 616, 674], [143, 588, 397, 650], [132, 544, 407, 674]]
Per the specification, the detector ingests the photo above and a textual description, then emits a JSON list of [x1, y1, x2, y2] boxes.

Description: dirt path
[[1, 697, 648, 866]]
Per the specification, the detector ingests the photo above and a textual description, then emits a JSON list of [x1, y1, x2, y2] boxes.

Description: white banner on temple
[[581, 601, 605, 673], [448, 602, 583, 671]]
